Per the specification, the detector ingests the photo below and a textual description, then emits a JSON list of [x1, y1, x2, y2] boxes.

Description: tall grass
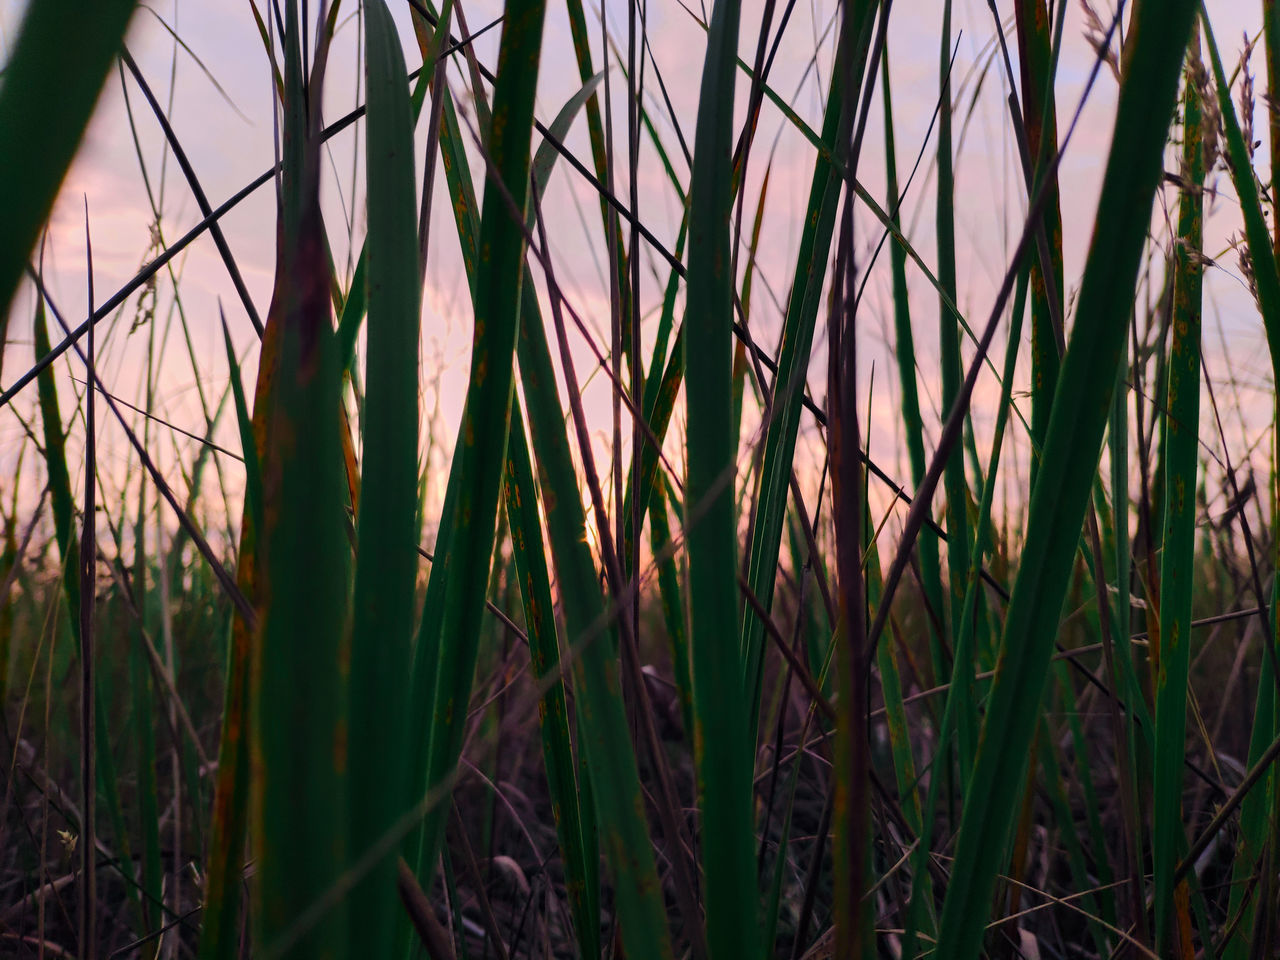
[[4, 1, 1280, 958]]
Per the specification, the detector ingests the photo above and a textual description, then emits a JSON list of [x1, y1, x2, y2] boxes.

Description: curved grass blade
[[739, 19, 855, 730], [414, 35, 654, 953], [515, 239, 675, 960], [1201, 12, 1280, 954], [405, 16, 674, 945], [405, 0, 549, 884], [0, 0, 138, 320], [931, 3, 1198, 956]]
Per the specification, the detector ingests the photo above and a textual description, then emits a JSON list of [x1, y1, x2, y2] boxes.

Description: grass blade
[[881, 48, 947, 687], [406, 0, 549, 884], [77, 211, 98, 960], [249, 6, 350, 955], [683, 0, 759, 955], [0, 0, 137, 320], [503, 405, 599, 960], [414, 16, 664, 945], [931, 3, 1197, 956], [347, 2, 421, 954], [517, 241, 676, 960], [1201, 12, 1280, 954], [32, 292, 139, 939], [739, 12, 856, 732], [935, 0, 972, 736], [196, 318, 260, 960], [650, 475, 693, 740], [1015, 0, 1065, 460], [1151, 30, 1206, 952]]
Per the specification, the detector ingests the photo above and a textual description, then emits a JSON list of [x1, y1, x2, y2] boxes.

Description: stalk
[[1152, 29, 1206, 952]]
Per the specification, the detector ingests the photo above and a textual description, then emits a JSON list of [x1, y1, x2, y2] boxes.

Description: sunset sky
[[0, 0, 1270, 542]]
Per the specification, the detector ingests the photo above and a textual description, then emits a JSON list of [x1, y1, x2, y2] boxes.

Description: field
[[0, 0, 1278, 957]]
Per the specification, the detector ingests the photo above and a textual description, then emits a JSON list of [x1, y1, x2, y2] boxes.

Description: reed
[[4, 2, 1280, 958]]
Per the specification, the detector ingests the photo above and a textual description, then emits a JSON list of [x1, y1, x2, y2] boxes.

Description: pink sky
[[0, 0, 1271, 553]]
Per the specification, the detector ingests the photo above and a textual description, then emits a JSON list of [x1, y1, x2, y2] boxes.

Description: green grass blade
[[398, 21, 477, 902], [901, 261, 1030, 960], [130, 482, 164, 944], [0, 0, 137, 320], [931, 3, 1197, 956], [406, 0, 549, 882], [739, 23, 855, 724], [250, 6, 350, 955], [684, 0, 759, 955], [426, 38, 673, 950], [222, 320, 262, 535], [197, 322, 260, 960], [32, 296, 140, 936], [936, 0, 972, 719], [347, 2, 421, 954], [672, 27, 1032, 443], [338, 5, 457, 378], [32, 301, 79, 632], [1152, 32, 1206, 951], [418, 29, 655, 951], [1015, 0, 1065, 462], [650, 478, 693, 740], [881, 49, 947, 688], [533, 72, 605, 188], [1203, 22, 1280, 364], [619, 219, 686, 572], [950, 254, 1031, 787], [503, 404, 600, 960], [336, 250, 368, 374], [1201, 12, 1280, 954], [516, 269, 675, 960], [563, 0, 634, 349]]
